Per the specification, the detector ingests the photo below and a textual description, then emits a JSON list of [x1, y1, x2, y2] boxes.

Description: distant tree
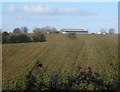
[[2, 31, 10, 44], [33, 26, 51, 34], [108, 28, 115, 34], [13, 28, 21, 33], [39, 28, 46, 33], [2, 31, 9, 37], [33, 28, 42, 33], [21, 26, 28, 33], [50, 27, 58, 33], [41, 26, 51, 34], [66, 33, 76, 40], [32, 33, 46, 42], [42, 26, 51, 32], [100, 28, 107, 34]]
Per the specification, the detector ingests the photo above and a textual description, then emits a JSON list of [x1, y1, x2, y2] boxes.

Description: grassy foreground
[[2, 34, 119, 90]]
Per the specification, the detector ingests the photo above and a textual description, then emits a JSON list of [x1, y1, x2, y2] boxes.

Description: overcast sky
[[2, 2, 118, 33]]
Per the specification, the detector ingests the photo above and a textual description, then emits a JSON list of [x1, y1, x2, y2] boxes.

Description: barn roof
[[62, 29, 88, 32]]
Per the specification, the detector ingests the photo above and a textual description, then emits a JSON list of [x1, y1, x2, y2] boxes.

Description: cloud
[[8, 5, 16, 12], [7, 4, 95, 16], [21, 5, 80, 15], [22, 5, 54, 14]]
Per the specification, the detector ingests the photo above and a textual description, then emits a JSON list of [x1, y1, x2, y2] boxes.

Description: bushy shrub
[[32, 33, 46, 42], [10, 34, 32, 43], [2, 32, 11, 44], [2, 31, 46, 44], [66, 33, 76, 40], [2, 32, 32, 44], [9, 62, 118, 91]]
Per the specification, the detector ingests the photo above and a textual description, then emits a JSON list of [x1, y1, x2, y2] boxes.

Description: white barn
[[61, 29, 88, 34]]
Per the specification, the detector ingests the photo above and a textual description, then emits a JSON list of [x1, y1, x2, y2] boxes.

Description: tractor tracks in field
[[70, 49, 81, 75], [53, 42, 75, 75], [3, 43, 55, 79], [70, 40, 86, 75], [32, 44, 55, 64], [3, 44, 41, 78], [56, 41, 84, 75], [27, 43, 57, 77]]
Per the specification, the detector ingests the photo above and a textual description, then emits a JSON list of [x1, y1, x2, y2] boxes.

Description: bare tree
[[50, 27, 58, 33], [33, 27, 42, 33], [33, 26, 51, 34], [100, 28, 107, 34], [108, 28, 115, 34], [41, 26, 51, 33], [21, 26, 28, 33]]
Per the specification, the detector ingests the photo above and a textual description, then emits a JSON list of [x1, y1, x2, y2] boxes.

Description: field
[[2, 34, 119, 90]]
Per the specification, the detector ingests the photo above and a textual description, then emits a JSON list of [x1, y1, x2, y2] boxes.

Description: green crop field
[[2, 34, 119, 90]]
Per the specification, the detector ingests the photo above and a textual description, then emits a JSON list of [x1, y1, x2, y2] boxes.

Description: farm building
[[61, 29, 88, 34]]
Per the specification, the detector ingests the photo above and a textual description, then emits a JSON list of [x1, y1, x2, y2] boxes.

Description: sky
[[1, 2, 118, 33]]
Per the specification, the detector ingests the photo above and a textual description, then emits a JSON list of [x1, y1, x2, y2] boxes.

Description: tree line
[[99, 28, 115, 34], [2, 31, 46, 44], [12, 26, 59, 34], [91, 28, 116, 34], [1, 26, 116, 44], [2, 26, 60, 44]]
